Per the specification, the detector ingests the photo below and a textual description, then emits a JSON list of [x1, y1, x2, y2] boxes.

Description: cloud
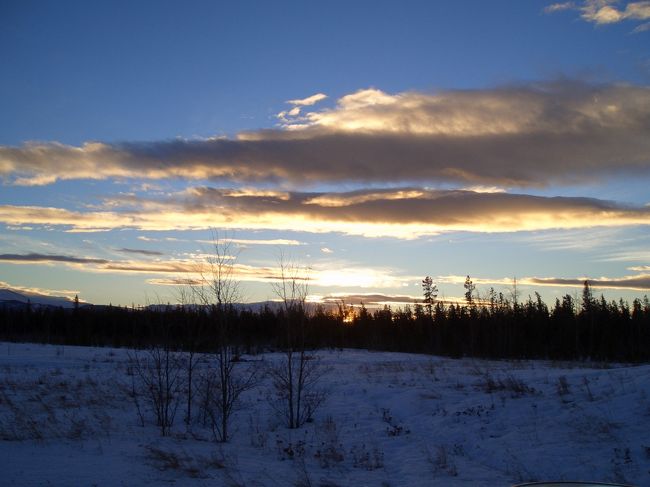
[[117, 248, 164, 256], [544, 2, 577, 13], [317, 293, 419, 306], [530, 274, 650, 290], [0, 280, 79, 299], [197, 238, 303, 246], [2, 82, 650, 187], [438, 272, 650, 291], [521, 227, 626, 251], [2, 187, 650, 238], [0, 252, 416, 290], [545, 1, 650, 30], [0, 253, 109, 265], [286, 93, 328, 106], [632, 20, 650, 31]]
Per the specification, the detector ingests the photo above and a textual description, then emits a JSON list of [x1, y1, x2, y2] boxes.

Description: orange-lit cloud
[[0, 253, 416, 290], [1, 188, 650, 238], [2, 82, 650, 187]]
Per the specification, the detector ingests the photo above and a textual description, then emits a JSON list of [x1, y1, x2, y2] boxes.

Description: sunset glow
[[1, 1, 649, 306]]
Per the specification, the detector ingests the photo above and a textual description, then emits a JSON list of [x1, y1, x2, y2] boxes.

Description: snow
[[0, 288, 75, 308], [0, 342, 648, 486]]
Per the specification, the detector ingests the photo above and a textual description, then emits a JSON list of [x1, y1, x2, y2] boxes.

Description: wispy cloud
[[521, 228, 627, 251], [117, 248, 164, 256], [0, 252, 416, 289], [277, 93, 328, 123], [317, 293, 420, 306], [2, 82, 649, 187], [0, 280, 79, 299], [0, 253, 110, 265], [545, 1, 650, 31], [628, 265, 650, 271], [544, 2, 577, 14], [433, 272, 650, 291], [197, 238, 304, 246], [287, 93, 328, 106], [2, 188, 650, 238], [530, 274, 650, 290]]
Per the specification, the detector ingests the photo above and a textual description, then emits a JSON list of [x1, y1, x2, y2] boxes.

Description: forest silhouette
[[2, 279, 649, 362]]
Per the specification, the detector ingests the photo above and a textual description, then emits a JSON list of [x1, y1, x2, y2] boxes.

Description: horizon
[[1, 1, 650, 307]]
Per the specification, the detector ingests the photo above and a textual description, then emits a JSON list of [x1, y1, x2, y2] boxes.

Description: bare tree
[[127, 295, 185, 437], [128, 345, 184, 437], [269, 254, 328, 429], [190, 231, 258, 442], [175, 284, 202, 429]]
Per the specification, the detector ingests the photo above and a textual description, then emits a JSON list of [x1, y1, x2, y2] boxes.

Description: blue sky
[[1, 0, 650, 306]]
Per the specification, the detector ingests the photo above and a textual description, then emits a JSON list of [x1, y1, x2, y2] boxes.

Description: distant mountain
[[143, 301, 284, 313], [143, 301, 337, 313], [0, 288, 78, 309]]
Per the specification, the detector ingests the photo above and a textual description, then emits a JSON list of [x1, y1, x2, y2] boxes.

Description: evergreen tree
[[464, 275, 476, 307], [421, 276, 438, 318]]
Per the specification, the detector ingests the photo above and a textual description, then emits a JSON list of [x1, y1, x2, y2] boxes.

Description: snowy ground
[[0, 342, 649, 486]]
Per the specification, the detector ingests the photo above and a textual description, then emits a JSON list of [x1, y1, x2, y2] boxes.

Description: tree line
[[1, 279, 649, 362]]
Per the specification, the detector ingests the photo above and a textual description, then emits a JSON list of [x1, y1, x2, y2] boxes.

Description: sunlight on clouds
[[310, 267, 416, 288], [221, 188, 291, 200], [546, 1, 650, 30], [0, 280, 79, 299], [2, 186, 650, 238], [0, 252, 417, 290], [287, 93, 328, 106], [3, 82, 650, 188], [461, 186, 506, 194], [304, 189, 425, 207]]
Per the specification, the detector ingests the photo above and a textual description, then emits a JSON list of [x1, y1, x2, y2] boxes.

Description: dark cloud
[[2, 81, 649, 187], [531, 275, 650, 290], [0, 253, 109, 265], [2, 187, 650, 237], [117, 248, 164, 256], [320, 294, 419, 306]]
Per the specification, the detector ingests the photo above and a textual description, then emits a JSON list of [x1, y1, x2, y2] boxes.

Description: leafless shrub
[[270, 255, 329, 429], [145, 445, 211, 478], [350, 442, 384, 470], [198, 359, 258, 443], [556, 375, 571, 397], [269, 353, 329, 429], [293, 457, 315, 487], [427, 445, 458, 477], [477, 371, 537, 397], [611, 447, 634, 484], [381, 408, 410, 436], [186, 231, 261, 442], [0, 389, 45, 441], [582, 375, 595, 401], [128, 346, 185, 436], [275, 435, 307, 461], [248, 413, 268, 449], [314, 415, 345, 468], [572, 413, 620, 442]]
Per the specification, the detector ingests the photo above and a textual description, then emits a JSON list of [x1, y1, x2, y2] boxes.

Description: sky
[[1, 0, 650, 307]]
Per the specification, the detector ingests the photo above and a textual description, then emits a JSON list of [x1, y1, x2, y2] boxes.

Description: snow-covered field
[[0, 342, 648, 486]]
